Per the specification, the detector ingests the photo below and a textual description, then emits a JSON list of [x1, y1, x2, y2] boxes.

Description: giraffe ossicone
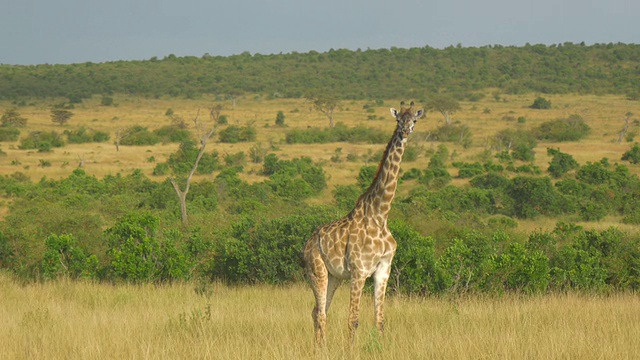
[[303, 101, 425, 345]]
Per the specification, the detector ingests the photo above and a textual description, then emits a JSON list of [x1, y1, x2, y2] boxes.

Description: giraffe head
[[390, 101, 424, 141]]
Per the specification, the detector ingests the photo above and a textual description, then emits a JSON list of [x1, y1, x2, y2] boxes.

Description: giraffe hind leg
[[325, 275, 341, 313], [306, 252, 329, 346]]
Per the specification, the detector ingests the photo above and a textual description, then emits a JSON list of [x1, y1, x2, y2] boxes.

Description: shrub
[[533, 115, 591, 142], [285, 123, 388, 144], [106, 212, 161, 283], [508, 176, 566, 218], [224, 151, 247, 168], [211, 210, 336, 284], [153, 125, 192, 143], [470, 172, 510, 189], [0, 127, 20, 141], [389, 220, 446, 294], [64, 127, 110, 144], [19, 131, 65, 152], [41, 234, 98, 280], [357, 165, 378, 190], [530, 96, 551, 109], [621, 143, 640, 164], [453, 161, 484, 178], [100, 96, 114, 106], [437, 234, 498, 294], [431, 124, 472, 148], [218, 125, 256, 143], [547, 148, 579, 178], [492, 129, 537, 160], [119, 126, 161, 146], [265, 156, 326, 200], [275, 111, 285, 126], [494, 242, 550, 293], [333, 184, 360, 211], [162, 140, 220, 175]]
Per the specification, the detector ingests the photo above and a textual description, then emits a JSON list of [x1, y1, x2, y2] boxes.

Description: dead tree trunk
[[170, 108, 218, 226], [618, 112, 633, 143]]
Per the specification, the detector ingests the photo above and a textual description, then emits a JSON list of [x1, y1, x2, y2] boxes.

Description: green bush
[[333, 184, 361, 211], [224, 151, 247, 168], [621, 143, 640, 164], [285, 123, 388, 144], [19, 131, 65, 152], [64, 127, 110, 144], [153, 125, 192, 143], [470, 172, 510, 189], [218, 125, 256, 143], [534, 115, 591, 141], [100, 96, 114, 106], [431, 124, 472, 147], [41, 234, 98, 280], [106, 212, 161, 283], [508, 176, 567, 218], [161, 140, 220, 175], [389, 220, 446, 294], [453, 161, 484, 178], [265, 157, 326, 200], [119, 125, 161, 146], [530, 96, 551, 109], [547, 148, 579, 178], [437, 235, 497, 294], [0, 127, 20, 141], [357, 165, 378, 190], [494, 242, 550, 293], [211, 210, 336, 284], [104, 212, 192, 283], [275, 111, 285, 126]]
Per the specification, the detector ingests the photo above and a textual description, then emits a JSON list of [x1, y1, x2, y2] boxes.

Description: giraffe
[[303, 101, 424, 345]]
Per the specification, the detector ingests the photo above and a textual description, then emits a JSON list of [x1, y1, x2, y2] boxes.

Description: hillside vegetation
[[1, 43, 639, 100]]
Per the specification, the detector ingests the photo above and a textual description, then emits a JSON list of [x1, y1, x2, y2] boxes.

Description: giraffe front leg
[[373, 259, 393, 335], [348, 274, 366, 343]]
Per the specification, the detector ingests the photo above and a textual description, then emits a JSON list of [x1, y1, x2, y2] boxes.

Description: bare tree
[[170, 107, 218, 226], [618, 112, 634, 143], [114, 129, 128, 152]]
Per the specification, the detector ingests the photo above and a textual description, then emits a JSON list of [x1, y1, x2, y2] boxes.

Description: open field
[[1, 93, 639, 184], [0, 273, 638, 359]]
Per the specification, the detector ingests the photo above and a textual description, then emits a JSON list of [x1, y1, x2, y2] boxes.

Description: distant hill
[[1, 42, 639, 100]]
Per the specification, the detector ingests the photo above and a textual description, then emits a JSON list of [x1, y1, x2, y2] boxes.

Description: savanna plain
[[1, 93, 640, 359], [1, 273, 639, 359]]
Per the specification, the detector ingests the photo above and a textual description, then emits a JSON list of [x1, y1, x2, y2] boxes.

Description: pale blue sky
[[1, 0, 638, 65]]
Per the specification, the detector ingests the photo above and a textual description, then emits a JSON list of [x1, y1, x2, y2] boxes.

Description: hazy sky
[[1, 0, 638, 65]]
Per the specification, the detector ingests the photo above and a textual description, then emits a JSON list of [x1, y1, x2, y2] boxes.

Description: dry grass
[[1, 273, 638, 359]]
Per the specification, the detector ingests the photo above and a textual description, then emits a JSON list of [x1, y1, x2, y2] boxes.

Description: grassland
[[2, 93, 639, 183], [2, 92, 639, 231], [1, 272, 638, 359]]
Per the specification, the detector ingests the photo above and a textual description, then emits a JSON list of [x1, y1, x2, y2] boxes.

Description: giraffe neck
[[356, 132, 405, 222]]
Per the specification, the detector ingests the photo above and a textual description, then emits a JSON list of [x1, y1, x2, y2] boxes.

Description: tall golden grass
[[1, 272, 638, 359]]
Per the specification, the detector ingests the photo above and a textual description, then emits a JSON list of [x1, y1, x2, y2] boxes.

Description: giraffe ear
[[390, 108, 399, 118], [415, 109, 424, 119]]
